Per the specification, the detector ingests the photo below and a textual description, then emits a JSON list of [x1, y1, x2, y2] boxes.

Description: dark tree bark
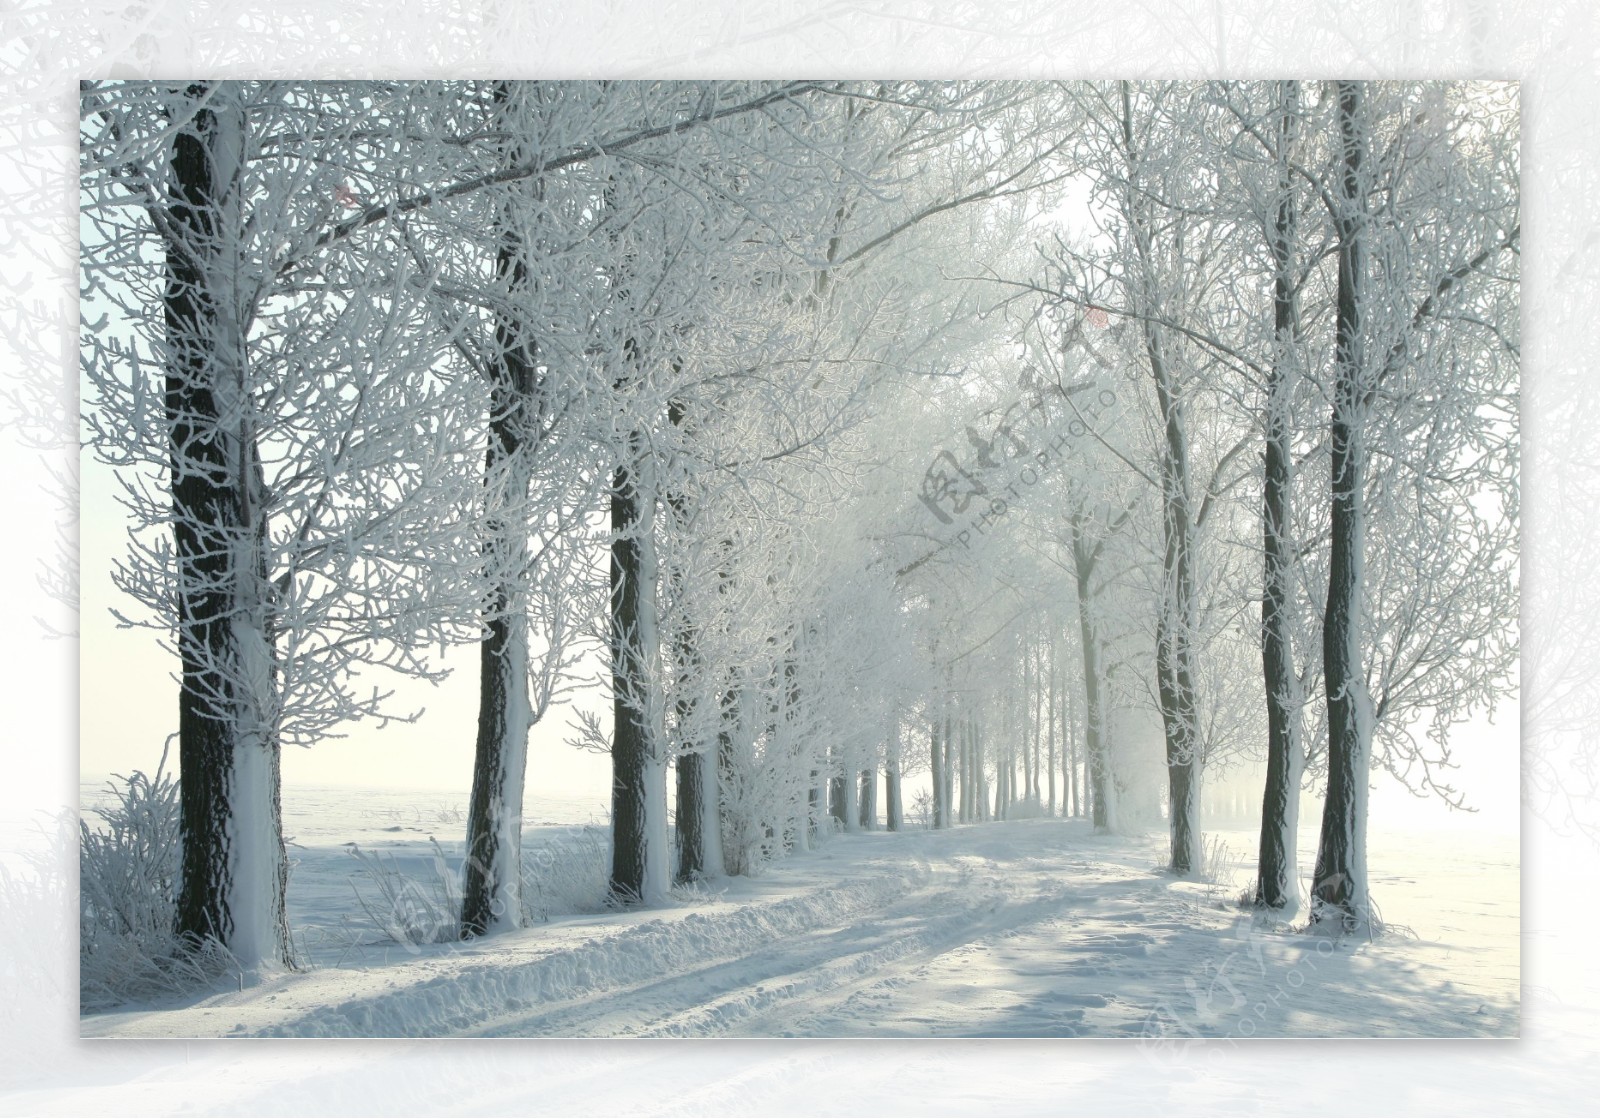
[[710, 548, 740, 867], [1030, 643, 1042, 802], [609, 419, 658, 902], [1120, 82, 1200, 874], [603, 161, 667, 904], [1020, 641, 1034, 802], [459, 389, 536, 933], [1064, 673, 1079, 817], [1255, 80, 1306, 912], [717, 669, 743, 846], [1070, 514, 1114, 831], [1312, 80, 1374, 931], [462, 82, 543, 937], [993, 754, 1005, 820], [966, 717, 979, 826], [942, 700, 957, 827], [676, 747, 711, 880], [666, 401, 713, 884], [166, 82, 291, 972], [956, 719, 966, 824], [884, 744, 902, 832], [1046, 646, 1058, 815]]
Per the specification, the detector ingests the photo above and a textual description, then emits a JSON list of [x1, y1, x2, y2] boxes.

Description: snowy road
[[81, 818, 1517, 1039]]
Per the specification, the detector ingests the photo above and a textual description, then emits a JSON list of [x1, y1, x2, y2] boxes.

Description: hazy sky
[[77, 448, 617, 798]]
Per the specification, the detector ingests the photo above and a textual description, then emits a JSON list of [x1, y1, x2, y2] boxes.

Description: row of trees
[[79, 78, 1516, 974]]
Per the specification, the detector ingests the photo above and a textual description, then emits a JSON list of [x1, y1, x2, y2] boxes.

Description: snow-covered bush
[[519, 827, 610, 921], [1199, 834, 1237, 887], [718, 747, 805, 877], [1008, 794, 1044, 820], [909, 789, 934, 829], [1195, 835, 1251, 903], [349, 826, 613, 946], [79, 769, 236, 1010], [347, 840, 461, 950]]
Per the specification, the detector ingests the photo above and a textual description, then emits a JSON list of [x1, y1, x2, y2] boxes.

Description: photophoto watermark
[[917, 368, 1118, 547], [1137, 914, 1340, 1059]]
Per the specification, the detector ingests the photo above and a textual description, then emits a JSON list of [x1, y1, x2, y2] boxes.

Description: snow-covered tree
[[1308, 81, 1519, 933], [80, 80, 493, 970]]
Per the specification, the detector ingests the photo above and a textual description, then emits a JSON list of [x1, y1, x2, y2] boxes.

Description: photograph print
[[77, 79, 1519, 1039]]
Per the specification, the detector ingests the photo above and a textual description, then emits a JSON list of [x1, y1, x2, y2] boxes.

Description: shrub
[[519, 826, 611, 922], [79, 767, 236, 1010], [347, 839, 461, 951], [347, 825, 615, 945]]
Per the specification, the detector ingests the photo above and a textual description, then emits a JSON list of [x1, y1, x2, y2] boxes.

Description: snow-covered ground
[[79, 783, 1517, 1039]]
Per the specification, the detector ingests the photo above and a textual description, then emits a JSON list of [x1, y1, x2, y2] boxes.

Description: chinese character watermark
[[917, 368, 1118, 546]]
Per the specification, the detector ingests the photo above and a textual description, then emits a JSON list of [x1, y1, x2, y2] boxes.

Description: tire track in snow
[[254, 864, 929, 1037], [718, 867, 1106, 1038], [480, 856, 1088, 1038], [466, 853, 969, 1037], [640, 866, 1083, 1038]]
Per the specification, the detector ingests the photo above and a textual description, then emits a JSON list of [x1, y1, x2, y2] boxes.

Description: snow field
[[81, 808, 1517, 1039]]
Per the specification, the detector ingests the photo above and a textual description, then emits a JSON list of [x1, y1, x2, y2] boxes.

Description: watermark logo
[[1138, 914, 1340, 1059], [917, 367, 1118, 547]]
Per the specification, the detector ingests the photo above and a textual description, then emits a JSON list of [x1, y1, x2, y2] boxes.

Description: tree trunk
[[1046, 648, 1058, 815], [716, 669, 743, 863], [808, 772, 823, 840], [953, 717, 966, 826], [1255, 79, 1306, 912], [664, 400, 719, 884], [462, 567, 533, 935], [789, 777, 807, 854], [462, 82, 542, 937], [166, 83, 291, 974], [973, 752, 985, 822], [842, 743, 859, 833], [994, 701, 1008, 821], [676, 747, 717, 880], [1312, 80, 1375, 933], [829, 744, 848, 827], [1071, 518, 1115, 831], [1122, 84, 1201, 874], [943, 702, 957, 827], [974, 716, 989, 822], [885, 723, 903, 831], [1063, 672, 1078, 817], [610, 429, 666, 904], [1031, 646, 1042, 802], [1020, 646, 1034, 803], [710, 547, 739, 870]]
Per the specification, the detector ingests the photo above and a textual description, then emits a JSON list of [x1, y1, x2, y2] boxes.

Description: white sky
[[77, 446, 617, 796]]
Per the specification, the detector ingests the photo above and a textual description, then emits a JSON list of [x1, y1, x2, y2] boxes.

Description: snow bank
[[82, 814, 1517, 1040], [259, 870, 917, 1037]]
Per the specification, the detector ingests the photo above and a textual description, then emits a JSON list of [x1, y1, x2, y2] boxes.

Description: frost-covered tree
[[81, 78, 839, 956], [80, 81, 492, 970], [1196, 78, 1333, 912], [585, 79, 1065, 889], [1307, 81, 1519, 933], [387, 80, 615, 938]]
